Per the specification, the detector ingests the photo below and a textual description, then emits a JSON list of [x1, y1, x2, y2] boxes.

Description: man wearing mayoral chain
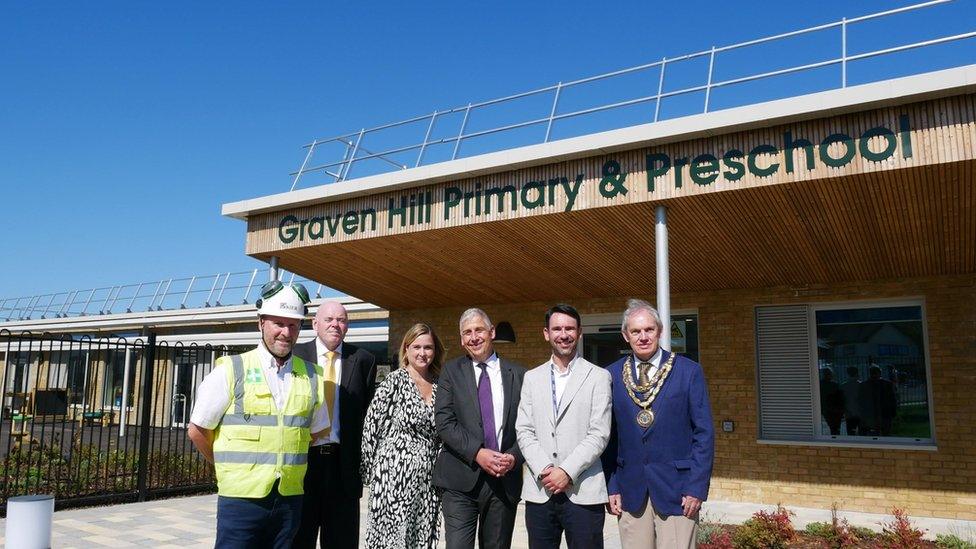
[[602, 299, 714, 549]]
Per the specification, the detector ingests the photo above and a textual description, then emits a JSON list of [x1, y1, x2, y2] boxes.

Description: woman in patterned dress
[[361, 323, 445, 548]]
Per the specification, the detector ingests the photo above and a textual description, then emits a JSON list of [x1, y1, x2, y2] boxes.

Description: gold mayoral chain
[[622, 353, 676, 428]]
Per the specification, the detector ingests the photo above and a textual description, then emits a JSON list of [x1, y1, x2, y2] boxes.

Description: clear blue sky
[[1, 1, 973, 300]]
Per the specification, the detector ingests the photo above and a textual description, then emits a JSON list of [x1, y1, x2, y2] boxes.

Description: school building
[[221, 39, 976, 523]]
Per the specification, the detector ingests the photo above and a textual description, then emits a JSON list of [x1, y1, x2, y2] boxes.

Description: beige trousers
[[618, 496, 698, 549]]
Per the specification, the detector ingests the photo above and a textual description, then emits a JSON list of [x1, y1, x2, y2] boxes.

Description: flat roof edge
[[222, 63, 976, 221]]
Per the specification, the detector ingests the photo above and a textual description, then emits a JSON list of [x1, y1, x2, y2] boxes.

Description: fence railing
[[0, 269, 331, 322], [289, 0, 976, 190], [0, 329, 247, 513]]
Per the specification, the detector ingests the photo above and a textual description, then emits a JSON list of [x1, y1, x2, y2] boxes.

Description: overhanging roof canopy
[[226, 67, 976, 310]]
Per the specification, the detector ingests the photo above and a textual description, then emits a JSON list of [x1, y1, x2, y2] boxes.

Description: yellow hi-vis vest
[[212, 348, 324, 498]]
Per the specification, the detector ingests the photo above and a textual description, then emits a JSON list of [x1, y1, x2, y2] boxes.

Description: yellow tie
[[322, 350, 338, 438]]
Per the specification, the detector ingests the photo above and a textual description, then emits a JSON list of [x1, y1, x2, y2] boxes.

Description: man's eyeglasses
[[260, 280, 311, 304]]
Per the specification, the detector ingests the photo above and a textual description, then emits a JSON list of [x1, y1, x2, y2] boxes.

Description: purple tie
[[477, 362, 499, 451]]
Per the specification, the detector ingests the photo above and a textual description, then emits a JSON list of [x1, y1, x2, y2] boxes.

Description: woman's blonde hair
[[398, 323, 445, 378]]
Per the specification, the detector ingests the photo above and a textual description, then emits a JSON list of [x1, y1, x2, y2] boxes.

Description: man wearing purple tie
[[434, 308, 527, 549]]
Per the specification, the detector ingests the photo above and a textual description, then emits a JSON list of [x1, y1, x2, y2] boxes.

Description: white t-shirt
[[189, 343, 330, 435]]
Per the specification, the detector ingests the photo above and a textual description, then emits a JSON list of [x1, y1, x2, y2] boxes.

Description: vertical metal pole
[[290, 140, 317, 191], [416, 111, 439, 167], [179, 277, 196, 309], [704, 47, 716, 113], [24, 295, 41, 320], [0, 298, 8, 321], [120, 346, 132, 438], [100, 286, 119, 314], [339, 129, 365, 181], [841, 18, 848, 88], [58, 291, 77, 318], [452, 104, 472, 160], [315, 284, 323, 299], [107, 286, 125, 314], [544, 83, 563, 143], [655, 205, 671, 351], [654, 58, 667, 122], [136, 334, 156, 501], [243, 269, 259, 304], [269, 257, 280, 282]]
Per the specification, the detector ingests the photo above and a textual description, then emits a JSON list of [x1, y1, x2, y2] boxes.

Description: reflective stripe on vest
[[211, 349, 322, 498]]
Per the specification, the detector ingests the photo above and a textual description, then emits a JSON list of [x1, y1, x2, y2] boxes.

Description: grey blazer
[[515, 356, 612, 505]]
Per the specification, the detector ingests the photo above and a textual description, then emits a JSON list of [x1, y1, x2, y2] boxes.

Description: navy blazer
[[602, 350, 715, 517]]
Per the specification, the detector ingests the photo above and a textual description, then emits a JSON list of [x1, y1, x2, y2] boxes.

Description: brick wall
[[389, 273, 976, 519]]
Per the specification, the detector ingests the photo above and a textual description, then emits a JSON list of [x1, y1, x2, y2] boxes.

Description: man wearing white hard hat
[[188, 281, 329, 549]]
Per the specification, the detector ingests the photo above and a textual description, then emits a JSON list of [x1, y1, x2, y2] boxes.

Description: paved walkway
[[3, 494, 974, 546], [0, 494, 622, 548]]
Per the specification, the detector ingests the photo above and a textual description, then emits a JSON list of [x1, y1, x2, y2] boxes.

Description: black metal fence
[[0, 329, 248, 514]]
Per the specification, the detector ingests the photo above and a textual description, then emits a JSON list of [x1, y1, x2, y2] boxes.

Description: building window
[[47, 350, 91, 407], [103, 350, 138, 408], [756, 301, 933, 446]]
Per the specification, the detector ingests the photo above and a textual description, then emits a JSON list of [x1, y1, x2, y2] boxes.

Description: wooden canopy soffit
[[246, 95, 975, 309]]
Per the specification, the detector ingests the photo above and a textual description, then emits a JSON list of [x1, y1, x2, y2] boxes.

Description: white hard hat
[[256, 281, 309, 320]]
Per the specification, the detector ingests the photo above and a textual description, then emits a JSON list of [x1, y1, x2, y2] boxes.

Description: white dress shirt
[[189, 343, 330, 435], [313, 338, 343, 446], [631, 347, 663, 382], [472, 352, 505, 448]]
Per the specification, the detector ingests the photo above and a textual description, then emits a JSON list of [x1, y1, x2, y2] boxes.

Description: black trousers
[[524, 493, 604, 549], [291, 446, 360, 549], [441, 476, 517, 549]]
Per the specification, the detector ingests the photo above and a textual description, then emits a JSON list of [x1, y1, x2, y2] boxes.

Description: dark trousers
[[442, 476, 517, 549], [215, 483, 303, 549], [524, 493, 605, 549], [292, 446, 360, 549]]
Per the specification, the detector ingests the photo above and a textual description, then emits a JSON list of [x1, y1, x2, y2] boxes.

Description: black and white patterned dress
[[361, 367, 441, 549]]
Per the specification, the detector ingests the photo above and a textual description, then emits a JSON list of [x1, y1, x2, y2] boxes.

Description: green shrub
[[936, 534, 976, 549], [732, 506, 796, 549], [876, 508, 926, 549]]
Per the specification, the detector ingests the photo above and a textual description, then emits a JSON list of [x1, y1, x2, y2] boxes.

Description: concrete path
[[3, 494, 973, 547]]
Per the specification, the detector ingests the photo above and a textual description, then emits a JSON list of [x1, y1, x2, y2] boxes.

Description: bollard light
[[5, 494, 54, 549]]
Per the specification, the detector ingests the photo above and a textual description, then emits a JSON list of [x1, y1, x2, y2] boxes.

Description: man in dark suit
[[292, 300, 377, 549], [434, 308, 527, 549], [602, 299, 714, 549]]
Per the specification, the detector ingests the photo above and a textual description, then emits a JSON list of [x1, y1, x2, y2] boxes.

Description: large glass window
[[755, 301, 933, 446], [47, 350, 90, 407], [815, 305, 931, 441]]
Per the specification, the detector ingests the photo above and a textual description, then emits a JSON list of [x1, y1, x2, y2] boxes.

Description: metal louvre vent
[[756, 305, 814, 441]]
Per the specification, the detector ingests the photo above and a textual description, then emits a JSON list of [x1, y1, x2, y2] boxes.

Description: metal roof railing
[[289, 0, 975, 190], [0, 270, 337, 322]]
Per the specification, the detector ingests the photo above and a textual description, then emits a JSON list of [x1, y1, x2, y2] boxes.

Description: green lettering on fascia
[[819, 133, 855, 168], [484, 185, 517, 214], [646, 153, 671, 192], [389, 192, 429, 227], [644, 117, 912, 188], [722, 150, 745, 181], [690, 154, 719, 186], [561, 175, 584, 212], [277, 208, 376, 244], [443, 187, 462, 221], [784, 131, 815, 173], [279, 215, 299, 243], [747, 144, 780, 177], [521, 181, 545, 210]]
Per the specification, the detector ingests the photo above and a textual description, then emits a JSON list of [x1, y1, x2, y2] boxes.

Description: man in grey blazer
[[516, 304, 612, 549], [434, 308, 527, 549]]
